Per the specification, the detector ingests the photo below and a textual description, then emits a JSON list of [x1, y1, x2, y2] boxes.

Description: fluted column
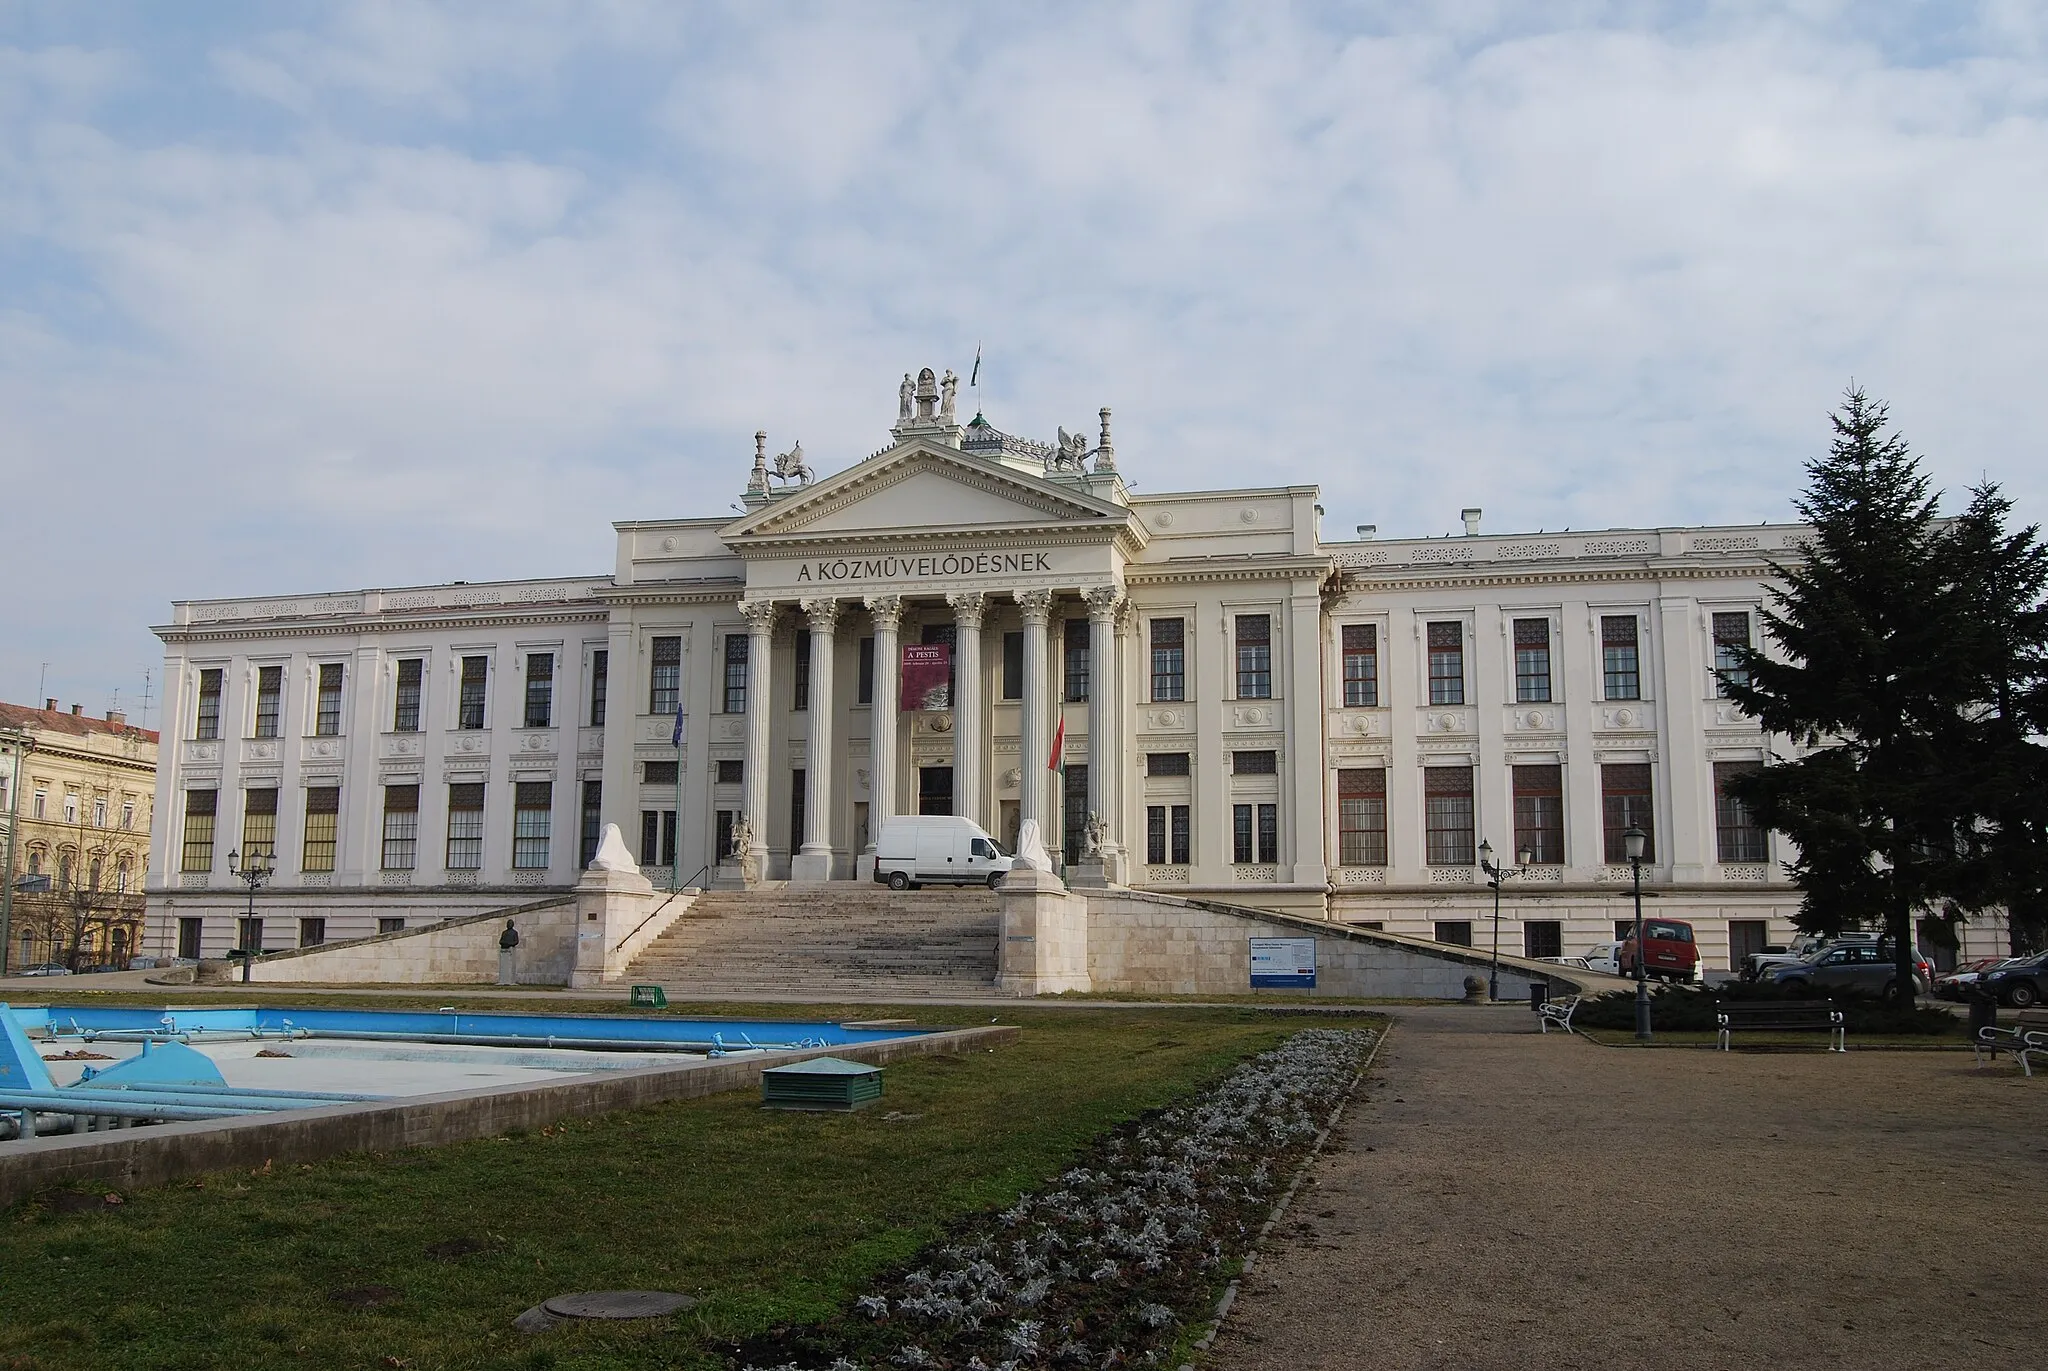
[[1014, 588, 1055, 834], [792, 597, 840, 883], [863, 595, 903, 855], [1085, 585, 1122, 858], [947, 591, 987, 826], [739, 599, 778, 875]]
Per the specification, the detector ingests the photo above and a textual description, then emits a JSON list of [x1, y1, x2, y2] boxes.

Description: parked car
[[1584, 941, 1623, 976], [1537, 956, 1593, 972], [1618, 919, 1701, 983], [873, 815, 1016, 890], [1978, 950, 2048, 1008], [1741, 931, 1875, 983], [16, 962, 72, 977], [1934, 957, 2017, 1001], [1767, 942, 1930, 997]]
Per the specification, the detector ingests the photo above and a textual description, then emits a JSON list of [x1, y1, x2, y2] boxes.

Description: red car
[[1618, 919, 1701, 983]]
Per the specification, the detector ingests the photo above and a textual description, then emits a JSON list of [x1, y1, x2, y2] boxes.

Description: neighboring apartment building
[[137, 365, 2012, 972], [0, 699, 157, 971]]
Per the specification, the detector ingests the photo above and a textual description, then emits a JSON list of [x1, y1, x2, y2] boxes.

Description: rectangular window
[[1148, 805, 1166, 864], [723, 635, 748, 714], [91, 797, 107, 828], [580, 781, 603, 868], [651, 636, 682, 716], [1002, 632, 1024, 700], [1232, 802, 1279, 863], [242, 787, 278, 860], [638, 809, 678, 867], [643, 760, 678, 786], [381, 784, 419, 870], [315, 663, 344, 736], [1601, 763, 1655, 863], [1512, 764, 1564, 865], [1427, 622, 1465, 705], [239, 917, 264, 954], [1064, 618, 1091, 703], [1341, 623, 1378, 707], [1424, 765, 1476, 866], [299, 917, 327, 949], [793, 631, 811, 711], [1713, 612, 1752, 696], [789, 770, 806, 856], [1233, 750, 1277, 775], [1172, 804, 1191, 865], [120, 801, 135, 830], [586, 648, 609, 726], [178, 918, 203, 959], [1522, 921, 1563, 960], [445, 783, 485, 869], [513, 781, 553, 869], [1235, 615, 1272, 699], [254, 665, 283, 738], [1602, 616, 1641, 700], [1715, 762, 1767, 863], [181, 789, 217, 872], [1146, 752, 1191, 777], [858, 636, 875, 705], [379, 917, 406, 936], [524, 652, 554, 728], [458, 656, 488, 730], [394, 658, 423, 732], [302, 787, 340, 873], [716, 759, 743, 785], [1337, 768, 1388, 866], [64, 792, 78, 825], [1435, 920, 1473, 947], [1513, 618, 1552, 703], [1145, 805, 1192, 865], [1150, 617, 1186, 702], [195, 669, 223, 740]]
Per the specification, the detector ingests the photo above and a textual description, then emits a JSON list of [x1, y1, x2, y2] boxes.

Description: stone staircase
[[622, 883, 1004, 999]]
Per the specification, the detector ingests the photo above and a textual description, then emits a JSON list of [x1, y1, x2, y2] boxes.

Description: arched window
[[57, 852, 73, 890], [116, 858, 131, 893], [89, 857, 103, 890], [26, 848, 41, 875]]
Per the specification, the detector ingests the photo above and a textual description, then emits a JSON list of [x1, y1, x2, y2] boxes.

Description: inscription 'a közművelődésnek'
[[794, 551, 1053, 584]]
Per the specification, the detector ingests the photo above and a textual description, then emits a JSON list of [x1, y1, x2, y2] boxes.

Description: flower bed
[[738, 1027, 1377, 1371]]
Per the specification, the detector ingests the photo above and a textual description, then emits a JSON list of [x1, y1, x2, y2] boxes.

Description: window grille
[[1424, 766, 1475, 866], [716, 759, 743, 785], [589, 649, 609, 725], [1002, 632, 1024, 700], [1513, 619, 1552, 703], [1714, 762, 1767, 862], [180, 790, 216, 872], [254, 665, 283, 738], [580, 781, 603, 868], [858, 637, 874, 704], [1146, 804, 1193, 864], [242, 787, 278, 861], [302, 787, 340, 873], [1427, 622, 1465, 705], [1150, 617, 1186, 702], [196, 669, 224, 740], [643, 760, 678, 785], [1064, 618, 1091, 702], [1233, 750, 1277, 775], [524, 653, 554, 728], [793, 632, 811, 710], [1602, 616, 1641, 700], [1512, 764, 1564, 864], [1601, 763, 1654, 862], [458, 656, 488, 730], [1713, 612, 1752, 695], [381, 784, 419, 870], [1231, 802, 1279, 863], [722, 635, 747, 714], [650, 636, 682, 716], [315, 663, 344, 736], [1234, 615, 1272, 699], [445, 783, 484, 870], [512, 781, 553, 869], [1146, 752, 1191, 777], [1341, 623, 1378, 707], [639, 809, 678, 867], [394, 658, 423, 732], [1337, 768, 1387, 866]]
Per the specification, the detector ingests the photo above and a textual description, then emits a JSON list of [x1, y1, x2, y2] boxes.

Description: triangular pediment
[[722, 442, 1126, 543]]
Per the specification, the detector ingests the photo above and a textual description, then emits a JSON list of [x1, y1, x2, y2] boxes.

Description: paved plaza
[[1213, 1005, 2048, 1371]]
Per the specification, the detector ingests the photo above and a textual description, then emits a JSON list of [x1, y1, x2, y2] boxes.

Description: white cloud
[[1, 2, 2045, 717]]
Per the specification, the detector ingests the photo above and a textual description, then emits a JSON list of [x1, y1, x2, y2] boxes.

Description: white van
[[872, 815, 1015, 890]]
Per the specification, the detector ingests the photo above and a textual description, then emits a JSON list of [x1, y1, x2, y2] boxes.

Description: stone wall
[[1086, 889, 1584, 1000], [241, 897, 577, 986]]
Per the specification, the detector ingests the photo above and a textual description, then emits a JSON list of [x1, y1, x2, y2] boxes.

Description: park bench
[[1973, 1008, 2048, 1078], [1537, 996, 1579, 1035], [1715, 999, 1845, 1052]]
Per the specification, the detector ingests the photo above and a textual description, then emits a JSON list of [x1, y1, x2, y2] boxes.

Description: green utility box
[[629, 984, 668, 1008], [760, 1056, 883, 1111]]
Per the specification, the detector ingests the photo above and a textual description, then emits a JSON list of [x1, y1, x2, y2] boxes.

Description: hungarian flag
[[1047, 715, 1065, 773]]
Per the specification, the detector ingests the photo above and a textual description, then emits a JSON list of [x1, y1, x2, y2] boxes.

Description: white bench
[[1974, 1009, 2048, 1078], [1537, 996, 1580, 1035]]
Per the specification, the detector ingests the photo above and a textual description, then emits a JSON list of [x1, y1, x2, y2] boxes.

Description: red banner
[[900, 643, 952, 712]]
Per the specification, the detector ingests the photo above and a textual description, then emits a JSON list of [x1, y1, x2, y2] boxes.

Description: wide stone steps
[[622, 885, 1003, 997]]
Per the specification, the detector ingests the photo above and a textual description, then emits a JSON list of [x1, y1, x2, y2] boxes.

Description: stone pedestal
[[995, 865, 1092, 996], [1067, 858, 1111, 890], [570, 862, 658, 988], [497, 949, 516, 986], [711, 860, 749, 892], [791, 850, 834, 884]]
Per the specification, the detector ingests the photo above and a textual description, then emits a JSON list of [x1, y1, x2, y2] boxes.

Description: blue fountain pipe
[[34, 1087, 308, 1113], [94, 1081, 386, 1103], [0, 1092, 264, 1121]]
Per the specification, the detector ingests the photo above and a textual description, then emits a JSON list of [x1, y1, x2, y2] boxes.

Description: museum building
[[145, 366, 1822, 971]]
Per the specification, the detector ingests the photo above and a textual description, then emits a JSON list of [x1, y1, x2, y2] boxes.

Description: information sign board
[[1249, 936, 1317, 989]]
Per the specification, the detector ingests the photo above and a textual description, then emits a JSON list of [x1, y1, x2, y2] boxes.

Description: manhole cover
[[543, 1291, 697, 1321]]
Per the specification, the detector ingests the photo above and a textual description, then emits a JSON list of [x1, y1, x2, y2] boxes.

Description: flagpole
[[674, 701, 686, 892]]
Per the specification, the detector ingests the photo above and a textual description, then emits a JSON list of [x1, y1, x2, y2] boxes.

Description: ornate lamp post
[[1478, 839, 1533, 1003], [227, 846, 271, 984], [1624, 824, 1651, 1041]]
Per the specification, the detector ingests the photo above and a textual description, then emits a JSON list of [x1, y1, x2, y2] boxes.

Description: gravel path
[[1210, 1005, 2048, 1371]]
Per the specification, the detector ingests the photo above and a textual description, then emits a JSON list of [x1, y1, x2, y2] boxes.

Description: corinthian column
[[792, 597, 840, 883], [1085, 585, 1123, 860], [738, 600, 778, 878], [1014, 588, 1055, 833], [947, 591, 987, 826], [863, 594, 903, 859]]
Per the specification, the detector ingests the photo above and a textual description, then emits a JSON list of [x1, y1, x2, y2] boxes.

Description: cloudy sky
[[4, 1, 2045, 728]]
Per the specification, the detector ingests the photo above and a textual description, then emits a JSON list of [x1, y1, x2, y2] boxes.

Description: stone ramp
[[622, 883, 1003, 999]]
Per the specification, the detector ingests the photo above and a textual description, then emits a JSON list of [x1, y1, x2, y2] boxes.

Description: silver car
[[1767, 943, 1926, 997]]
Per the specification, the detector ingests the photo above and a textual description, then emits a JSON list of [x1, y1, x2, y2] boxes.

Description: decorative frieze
[[1144, 865, 1192, 884], [1720, 864, 1769, 882], [1231, 864, 1279, 882], [1338, 866, 1387, 885], [1427, 866, 1477, 885]]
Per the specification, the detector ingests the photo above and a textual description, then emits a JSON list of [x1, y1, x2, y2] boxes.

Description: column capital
[[800, 597, 842, 633], [739, 599, 780, 632], [1084, 584, 1124, 621], [946, 591, 988, 629], [863, 593, 904, 631], [1014, 587, 1055, 624]]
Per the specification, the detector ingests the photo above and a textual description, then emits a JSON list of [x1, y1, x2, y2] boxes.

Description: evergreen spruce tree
[[1722, 389, 1960, 1004]]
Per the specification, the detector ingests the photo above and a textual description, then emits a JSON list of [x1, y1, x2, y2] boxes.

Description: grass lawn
[[0, 1000, 1376, 1371]]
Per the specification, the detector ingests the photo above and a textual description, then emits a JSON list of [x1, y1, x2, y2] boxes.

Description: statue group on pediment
[[900, 366, 959, 424]]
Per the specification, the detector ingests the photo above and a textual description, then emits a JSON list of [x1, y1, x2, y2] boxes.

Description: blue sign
[[1250, 937, 1316, 989]]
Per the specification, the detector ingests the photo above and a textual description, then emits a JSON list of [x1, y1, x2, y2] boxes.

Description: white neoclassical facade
[[146, 365, 1881, 971]]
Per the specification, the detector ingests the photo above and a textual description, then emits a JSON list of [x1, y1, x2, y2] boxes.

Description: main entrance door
[[919, 766, 954, 816]]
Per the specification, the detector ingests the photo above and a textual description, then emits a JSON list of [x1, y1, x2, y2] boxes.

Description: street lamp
[[228, 846, 272, 984], [1624, 823, 1651, 1041], [1477, 838, 1533, 1003]]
